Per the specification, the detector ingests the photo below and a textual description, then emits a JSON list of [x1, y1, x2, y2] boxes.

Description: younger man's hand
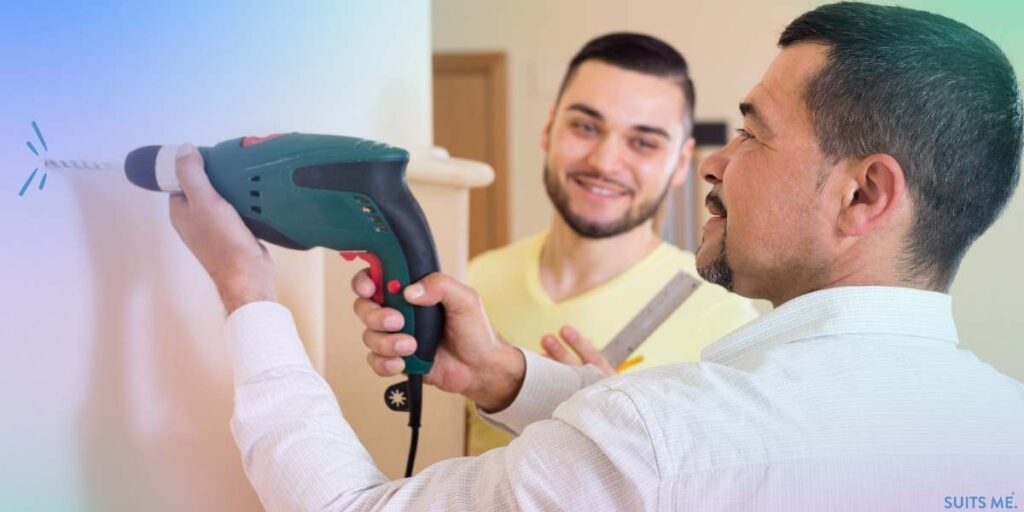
[[540, 326, 616, 376]]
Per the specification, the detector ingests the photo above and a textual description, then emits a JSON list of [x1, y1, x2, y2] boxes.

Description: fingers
[[362, 329, 416, 358], [541, 333, 576, 364], [559, 325, 616, 375], [353, 297, 405, 331], [366, 352, 406, 377], [354, 286, 415, 377], [350, 269, 377, 299], [558, 325, 597, 360], [173, 144, 216, 202]]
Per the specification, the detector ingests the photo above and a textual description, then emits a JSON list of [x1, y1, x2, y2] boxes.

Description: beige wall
[[432, 0, 1024, 380]]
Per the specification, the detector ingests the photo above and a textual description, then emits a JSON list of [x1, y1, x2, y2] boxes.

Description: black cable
[[404, 374, 423, 478]]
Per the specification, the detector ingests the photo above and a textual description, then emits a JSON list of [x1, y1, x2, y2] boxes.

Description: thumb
[[403, 272, 482, 315], [173, 143, 216, 201]]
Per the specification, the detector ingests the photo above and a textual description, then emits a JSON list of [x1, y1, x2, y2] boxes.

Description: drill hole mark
[[361, 206, 375, 214], [250, 190, 261, 197], [370, 215, 384, 223], [251, 206, 262, 214], [355, 196, 372, 204], [374, 226, 388, 233], [249, 175, 261, 182]]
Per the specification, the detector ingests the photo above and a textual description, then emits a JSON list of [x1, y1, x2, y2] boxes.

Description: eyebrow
[[567, 103, 672, 140], [739, 102, 774, 138]]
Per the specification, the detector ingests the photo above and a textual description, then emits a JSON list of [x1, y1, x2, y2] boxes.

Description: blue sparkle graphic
[[32, 121, 48, 151], [19, 121, 49, 196], [19, 168, 38, 197]]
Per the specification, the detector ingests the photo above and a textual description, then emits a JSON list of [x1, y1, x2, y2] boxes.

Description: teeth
[[587, 185, 618, 197], [574, 177, 623, 197]]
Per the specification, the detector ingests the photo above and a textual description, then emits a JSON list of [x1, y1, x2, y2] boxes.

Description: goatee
[[544, 165, 670, 239]]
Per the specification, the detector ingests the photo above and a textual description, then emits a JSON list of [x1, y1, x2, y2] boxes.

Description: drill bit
[[42, 158, 120, 172]]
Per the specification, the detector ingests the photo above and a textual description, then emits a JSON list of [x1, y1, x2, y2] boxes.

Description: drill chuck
[[125, 144, 184, 192]]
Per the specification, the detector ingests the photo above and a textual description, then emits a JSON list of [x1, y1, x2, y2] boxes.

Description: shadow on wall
[[67, 169, 261, 511]]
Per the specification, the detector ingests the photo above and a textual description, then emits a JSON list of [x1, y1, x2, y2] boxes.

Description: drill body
[[125, 133, 442, 375]]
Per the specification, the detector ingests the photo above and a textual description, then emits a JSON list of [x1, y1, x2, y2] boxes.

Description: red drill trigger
[[340, 251, 385, 304], [241, 133, 285, 147]]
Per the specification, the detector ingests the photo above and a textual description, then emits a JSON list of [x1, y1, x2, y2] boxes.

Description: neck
[[538, 215, 662, 302], [763, 239, 939, 307]]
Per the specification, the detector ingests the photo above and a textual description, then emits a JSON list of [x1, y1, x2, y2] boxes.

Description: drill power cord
[[405, 374, 423, 478], [385, 376, 424, 478]]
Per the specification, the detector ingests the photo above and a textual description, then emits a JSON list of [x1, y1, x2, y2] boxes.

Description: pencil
[[617, 355, 645, 373]]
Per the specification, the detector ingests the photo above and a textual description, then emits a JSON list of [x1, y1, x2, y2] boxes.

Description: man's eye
[[735, 128, 755, 142], [632, 138, 658, 151], [572, 121, 598, 134]]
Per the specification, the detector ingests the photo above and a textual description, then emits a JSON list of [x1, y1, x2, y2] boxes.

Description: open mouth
[[705, 193, 727, 218], [570, 174, 632, 198]]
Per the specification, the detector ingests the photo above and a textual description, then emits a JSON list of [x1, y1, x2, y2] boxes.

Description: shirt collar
[[700, 286, 959, 365]]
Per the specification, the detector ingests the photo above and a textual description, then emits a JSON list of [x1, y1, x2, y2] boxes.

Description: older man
[[170, 2, 1023, 510]]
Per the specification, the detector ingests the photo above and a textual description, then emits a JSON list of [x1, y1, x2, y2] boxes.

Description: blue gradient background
[[0, 2, 431, 510], [0, 2, 430, 167]]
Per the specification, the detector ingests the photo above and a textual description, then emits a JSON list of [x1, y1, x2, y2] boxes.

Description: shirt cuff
[[224, 301, 312, 386], [479, 350, 607, 435]]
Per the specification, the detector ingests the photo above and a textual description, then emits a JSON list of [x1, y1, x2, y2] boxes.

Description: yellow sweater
[[465, 232, 760, 455]]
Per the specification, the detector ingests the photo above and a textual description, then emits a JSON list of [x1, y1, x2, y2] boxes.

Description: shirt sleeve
[[225, 302, 659, 511], [477, 350, 609, 435]]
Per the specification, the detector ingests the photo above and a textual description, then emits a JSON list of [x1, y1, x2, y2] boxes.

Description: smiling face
[[696, 44, 841, 303], [542, 60, 692, 238]]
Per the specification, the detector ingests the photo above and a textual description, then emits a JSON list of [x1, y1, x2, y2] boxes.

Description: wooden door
[[433, 53, 509, 258]]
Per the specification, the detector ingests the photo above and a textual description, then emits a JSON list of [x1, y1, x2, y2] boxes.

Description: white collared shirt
[[226, 287, 1024, 511]]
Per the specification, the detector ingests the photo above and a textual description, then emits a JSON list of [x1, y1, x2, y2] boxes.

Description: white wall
[[0, 2, 432, 510], [432, 0, 1024, 379]]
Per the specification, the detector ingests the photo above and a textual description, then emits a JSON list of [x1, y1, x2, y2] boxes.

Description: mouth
[[569, 173, 633, 198], [705, 192, 727, 219]]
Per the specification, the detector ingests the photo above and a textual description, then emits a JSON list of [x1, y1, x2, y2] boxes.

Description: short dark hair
[[780, 2, 1023, 290], [556, 32, 696, 135]]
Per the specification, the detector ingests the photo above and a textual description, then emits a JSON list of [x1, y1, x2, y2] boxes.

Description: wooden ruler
[[600, 271, 702, 368]]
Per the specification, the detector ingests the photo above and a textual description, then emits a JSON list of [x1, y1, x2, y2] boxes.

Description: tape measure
[[600, 271, 702, 368]]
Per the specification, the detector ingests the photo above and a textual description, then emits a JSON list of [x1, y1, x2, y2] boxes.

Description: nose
[[585, 134, 624, 174], [700, 146, 727, 186]]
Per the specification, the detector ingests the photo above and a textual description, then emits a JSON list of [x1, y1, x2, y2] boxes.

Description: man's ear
[[540, 105, 556, 152], [670, 137, 696, 188], [836, 154, 906, 237]]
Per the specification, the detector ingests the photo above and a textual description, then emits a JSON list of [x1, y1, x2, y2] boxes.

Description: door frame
[[433, 52, 509, 256]]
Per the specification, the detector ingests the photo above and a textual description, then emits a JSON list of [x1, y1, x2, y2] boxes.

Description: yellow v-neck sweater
[[465, 232, 759, 455]]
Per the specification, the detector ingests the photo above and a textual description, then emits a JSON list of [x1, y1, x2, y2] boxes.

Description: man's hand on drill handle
[[541, 326, 616, 376], [168, 144, 278, 313], [352, 270, 527, 413]]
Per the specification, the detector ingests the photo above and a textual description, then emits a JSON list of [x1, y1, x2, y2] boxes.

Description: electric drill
[[124, 132, 443, 476]]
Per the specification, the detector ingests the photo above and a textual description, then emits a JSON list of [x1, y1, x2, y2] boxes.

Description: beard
[[696, 190, 734, 290], [696, 224, 735, 291], [544, 165, 671, 239]]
